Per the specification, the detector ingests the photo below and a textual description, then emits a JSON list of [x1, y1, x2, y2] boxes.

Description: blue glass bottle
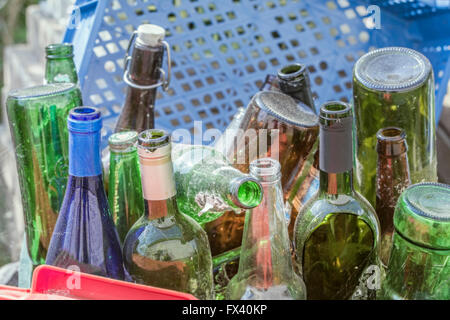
[[46, 107, 125, 280]]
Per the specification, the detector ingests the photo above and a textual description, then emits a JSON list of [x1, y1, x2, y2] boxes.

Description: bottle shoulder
[[294, 191, 379, 239], [125, 214, 209, 254]]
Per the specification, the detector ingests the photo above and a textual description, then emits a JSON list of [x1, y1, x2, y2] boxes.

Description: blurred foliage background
[[0, 0, 39, 109]]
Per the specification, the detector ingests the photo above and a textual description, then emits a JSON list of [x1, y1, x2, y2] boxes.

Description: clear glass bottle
[[108, 131, 144, 244], [123, 130, 214, 300], [45, 43, 78, 85], [46, 107, 125, 280], [379, 183, 450, 300], [353, 47, 437, 207], [6, 83, 82, 268], [227, 158, 306, 300], [115, 24, 167, 133], [294, 101, 381, 300], [172, 144, 263, 226], [376, 127, 410, 265]]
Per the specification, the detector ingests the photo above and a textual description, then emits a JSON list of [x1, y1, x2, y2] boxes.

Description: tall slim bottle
[[108, 131, 144, 243], [46, 107, 124, 280], [294, 101, 381, 300], [227, 158, 306, 300], [45, 43, 78, 85], [123, 130, 214, 300], [115, 24, 168, 133], [353, 47, 436, 206], [376, 127, 410, 265]]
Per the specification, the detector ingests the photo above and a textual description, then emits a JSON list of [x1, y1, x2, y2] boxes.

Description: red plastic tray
[[0, 265, 197, 300]]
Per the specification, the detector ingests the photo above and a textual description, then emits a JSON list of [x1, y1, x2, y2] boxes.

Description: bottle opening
[[320, 101, 352, 120], [249, 158, 282, 183], [46, 43, 74, 58], [278, 63, 305, 79], [236, 179, 263, 209], [377, 127, 406, 141], [109, 131, 138, 152], [69, 107, 101, 121], [138, 129, 170, 149]]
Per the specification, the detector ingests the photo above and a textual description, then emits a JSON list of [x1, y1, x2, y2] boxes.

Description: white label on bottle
[[138, 147, 176, 201]]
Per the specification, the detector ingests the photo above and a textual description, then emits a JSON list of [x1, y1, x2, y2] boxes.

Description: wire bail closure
[[123, 30, 172, 91]]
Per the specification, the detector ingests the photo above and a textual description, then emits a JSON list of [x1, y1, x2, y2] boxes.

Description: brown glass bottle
[[261, 63, 316, 114], [115, 24, 167, 133], [376, 127, 410, 266]]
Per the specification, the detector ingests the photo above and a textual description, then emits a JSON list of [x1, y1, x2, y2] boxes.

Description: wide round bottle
[[294, 101, 381, 300], [379, 183, 450, 300], [6, 83, 82, 268], [123, 130, 214, 300], [353, 47, 437, 206]]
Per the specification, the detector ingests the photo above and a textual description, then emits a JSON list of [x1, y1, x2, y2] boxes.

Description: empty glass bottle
[[353, 47, 437, 207], [294, 101, 381, 300], [379, 183, 450, 300], [6, 83, 82, 268], [46, 107, 125, 280], [172, 144, 263, 226], [376, 127, 410, 265], [108, 131, 144, 244], [45, 43, 78, 85], [261, 63, 316, 113], [115, 24, 169, 133], [227, 158, 306, 300], [123, 130, 214, 300]]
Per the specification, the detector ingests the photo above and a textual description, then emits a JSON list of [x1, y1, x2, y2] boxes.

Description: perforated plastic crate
[[63, 0, 450, 147]]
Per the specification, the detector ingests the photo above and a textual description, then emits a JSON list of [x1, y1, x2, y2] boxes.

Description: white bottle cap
[[136, 24, 166, 47]]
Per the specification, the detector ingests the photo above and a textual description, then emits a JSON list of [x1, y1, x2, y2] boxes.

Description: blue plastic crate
[[63, 0, 450, 147]]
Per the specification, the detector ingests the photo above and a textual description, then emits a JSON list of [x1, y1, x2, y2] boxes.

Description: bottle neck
[[319, 110, 353, 196], [319, 169, 354, 196], [139, 145, 177, 220], [69, 130, 102, 177], [215, 167, 262, 210], [239, 159, 294, 289]]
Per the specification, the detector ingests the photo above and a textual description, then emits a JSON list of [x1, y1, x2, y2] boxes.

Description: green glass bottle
[[379, 183, 450, 300], [45, 43, 78, 85], [108, 131, 144, 244], [172, 144, 263, 226], [123, 130, 214, 300], [6, 83, 82, 267], [293, 101, 381, 300], [227, 158, 307, 300], [353, 47, 437, 207]]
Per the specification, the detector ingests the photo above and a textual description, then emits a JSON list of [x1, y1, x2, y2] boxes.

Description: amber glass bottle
[[376, 127, 410, 265]]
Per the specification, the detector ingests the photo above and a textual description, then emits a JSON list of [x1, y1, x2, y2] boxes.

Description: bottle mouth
[[68, 107, 102, 133], [109, 131, 138, 152], [138, 129, 169, 147], [376, 127, 406, 141], [230, 177, 263, 209], [249, 158, 282, 182], [319, 101, 352, 121], [277, 63, 306, 80], [69, 107, 101, 121], [46, 43, 74, 58]]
